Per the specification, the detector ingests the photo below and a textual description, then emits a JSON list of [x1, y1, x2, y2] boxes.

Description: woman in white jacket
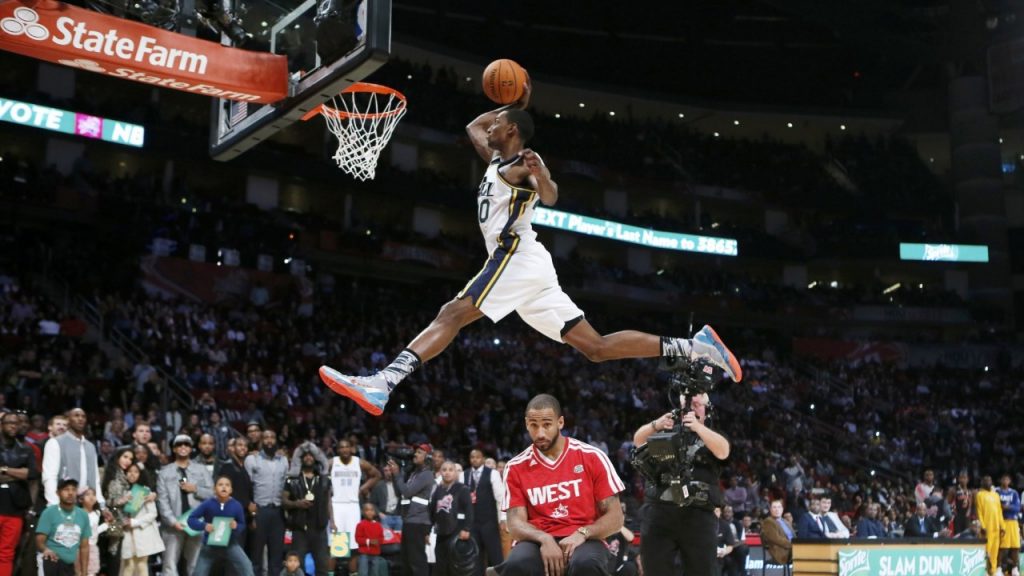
[[120, 464, 165, 576]]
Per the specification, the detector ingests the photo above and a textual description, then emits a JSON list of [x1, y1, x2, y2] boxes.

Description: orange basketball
[[482, 59, 528, 105]]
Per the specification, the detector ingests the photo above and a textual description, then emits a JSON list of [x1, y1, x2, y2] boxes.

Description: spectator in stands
[[244, 423, 262, 454], [45, 416, 66, 441], [245, 429, 288, 576], [463, 448, 504, 576], [369, 459, 402, 531], [432, 449, 446, 482], [721, 506, 747, 576], [157, 434, 212, 576], [954, 471, 974, 535], [119, 463, 163, 576], [397, 444, 435, 576], [283, 447, 330, 576], [186, 475, 253, 576], [854, 503, 885, 539], [42, 409, 106, 509], [715, 506, 737, 575], [36, 478, 91, 576], [783, 456, 806, 500], [914, 469, 935, 505], [193, 434, 217, 479], [796, 497, 827, 539], [819, 496, 849, 539], [0, 410, 39, 576], [102, 446, 135, 572], [203, 413, 231, 461], [355, 503, 384, 576], [723, 477, 747, 517], [904, 502, 946, 538], [955, 519, 983, 540], [217, 438, 254, 561], [429, 460, 472, 576], [760, 500, 792, 565]]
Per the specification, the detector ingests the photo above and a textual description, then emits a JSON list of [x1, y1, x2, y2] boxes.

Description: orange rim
[[300, 82, 407, 122]]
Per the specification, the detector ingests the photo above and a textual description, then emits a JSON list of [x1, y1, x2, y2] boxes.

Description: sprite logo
[[923, 244, 959, 261], [839, 550, 870, 576], [960, 549, 985, 576]]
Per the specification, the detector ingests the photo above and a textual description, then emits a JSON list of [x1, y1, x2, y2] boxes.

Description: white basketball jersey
[[476, 154, 541, 257], [330, 456, 361, 503]]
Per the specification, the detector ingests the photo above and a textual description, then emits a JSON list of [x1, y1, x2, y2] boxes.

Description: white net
[[320, 85, 407, 181]]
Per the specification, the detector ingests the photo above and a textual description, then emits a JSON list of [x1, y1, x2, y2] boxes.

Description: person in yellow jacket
[[977, 475, 1005, 576]]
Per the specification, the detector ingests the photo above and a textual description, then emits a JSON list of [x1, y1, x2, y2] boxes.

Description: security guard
[[633, 391, 729, 575]]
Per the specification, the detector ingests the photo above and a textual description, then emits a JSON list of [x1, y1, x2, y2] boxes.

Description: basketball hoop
[[302, 82, 407, 181]]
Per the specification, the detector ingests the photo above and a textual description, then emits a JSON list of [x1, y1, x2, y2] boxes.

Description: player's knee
[[436, 300, 469, 326], [568, 549, 605, 574]]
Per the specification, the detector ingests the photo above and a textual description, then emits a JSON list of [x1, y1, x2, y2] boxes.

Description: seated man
[[904, 502, 948, 539], [795, 497, 827, 540], [820, 496, 849, 539], [760, 500, 793, 565], [490, 395, 624, 576], [854, 503, 886, 539], [721, 506, 749, 576]]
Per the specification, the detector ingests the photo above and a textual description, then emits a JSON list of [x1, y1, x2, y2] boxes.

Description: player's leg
[[516, 282, 742, 381], [564, 540, 612, 576], [491, 542, 545, 576], [407, 297, 486, 363], [319, 295, 483, 415], [562, 319, 741, 381]]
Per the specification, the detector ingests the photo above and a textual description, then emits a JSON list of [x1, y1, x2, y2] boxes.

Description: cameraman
[[633, 392, 729, 575]]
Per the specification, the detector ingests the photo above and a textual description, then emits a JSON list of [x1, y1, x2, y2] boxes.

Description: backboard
[[208, 0, 390, 161]]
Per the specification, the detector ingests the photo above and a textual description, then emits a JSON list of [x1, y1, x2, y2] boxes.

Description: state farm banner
[[0, 0, 287, 103]]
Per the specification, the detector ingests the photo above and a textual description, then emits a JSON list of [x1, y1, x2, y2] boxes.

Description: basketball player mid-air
[[320, 81, 742, 416]]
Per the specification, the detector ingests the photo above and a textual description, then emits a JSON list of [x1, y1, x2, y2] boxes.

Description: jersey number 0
[[477, 181, 492, 223]]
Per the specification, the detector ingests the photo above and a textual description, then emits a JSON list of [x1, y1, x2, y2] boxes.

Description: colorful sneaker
[[319, 365, 390, 416], [692, 325, 743, 382]]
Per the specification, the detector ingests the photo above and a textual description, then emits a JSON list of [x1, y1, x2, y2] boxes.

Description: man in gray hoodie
[[396, 444, 436, 576]]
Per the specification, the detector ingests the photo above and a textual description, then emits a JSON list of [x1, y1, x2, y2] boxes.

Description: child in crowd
[[37, 478, 91, 576], [187, 475, 253, 576], [280, 551, 306, 576], [79, 489, 106, 576], [120, 464, 164, 576], [355, 502, 384, 576]]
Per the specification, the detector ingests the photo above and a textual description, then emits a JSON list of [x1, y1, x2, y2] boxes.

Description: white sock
[[379, 349, 422, 390]]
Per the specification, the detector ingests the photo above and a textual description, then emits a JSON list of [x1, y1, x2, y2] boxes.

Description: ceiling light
[[713, 132, 720, 138], [830, 280, 839, 288], [678, 113, 685, 118], [733, 120, 740, 126], [807, 281, 817, 289], [609, 111, 615, 116], [578, 102, 585, 108], [840, 124, 847, 131], [554, 113, 561, 119], [882, 282, 901, 295], [786, 122, 793, 128]]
